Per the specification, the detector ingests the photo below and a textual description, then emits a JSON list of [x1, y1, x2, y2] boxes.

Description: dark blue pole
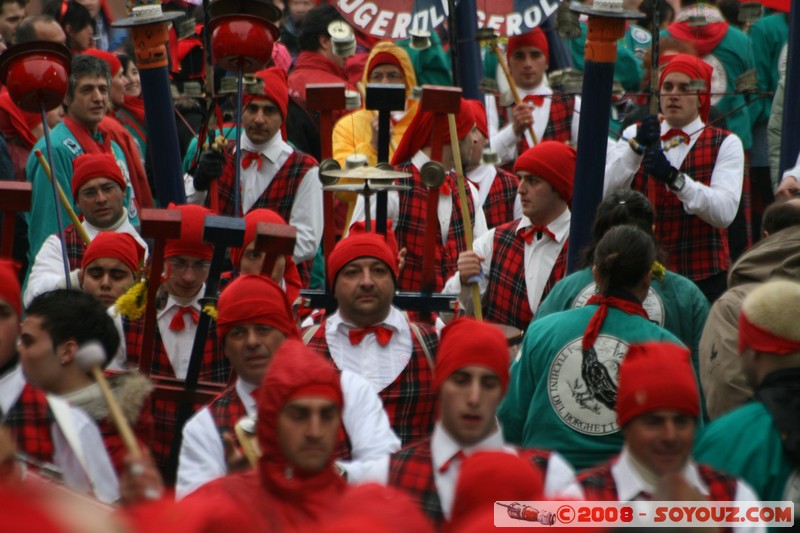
[[778, 0, 800, 175], [542, 14, 573, 71], [455, 0, 481, 99]]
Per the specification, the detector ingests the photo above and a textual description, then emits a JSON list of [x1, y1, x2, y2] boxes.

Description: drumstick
[[489, 42, 539, 146], [35, 150, 92, 246]]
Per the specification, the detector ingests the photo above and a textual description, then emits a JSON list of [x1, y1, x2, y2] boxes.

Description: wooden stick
[[490, 42, 539, 146], [447, 114, 483, 321], [34, 150, 91, 246], [91, 367, 141, 459]]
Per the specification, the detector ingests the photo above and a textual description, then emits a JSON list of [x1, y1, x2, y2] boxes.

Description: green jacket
[[748, 13, 788, 127]]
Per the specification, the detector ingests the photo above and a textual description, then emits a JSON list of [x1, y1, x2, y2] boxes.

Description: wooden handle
[[448, 114, 483, 321], [234, 422, 260, 468], [91, 367, 141, 459], [492, 44, 539, 147], [35, 150, 91, 246]]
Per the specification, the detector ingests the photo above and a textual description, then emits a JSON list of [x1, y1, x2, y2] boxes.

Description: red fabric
[[519, 225, 555, 243], [523, 94, 545, 107], [59, 224, 89, 270], [480, 167, 519, 229], [349, 219, 400, 259], [368, 51, 402, 74], [348, 325, 393, 346], [661, 128, 691, 145], [507, 94, 575, 156], [658, 53, 714, 123], [391, 99, 475, 166], [164, 204, 214, 260], [616, 342, 699, 426], [81, 48, 122, 76], [761, 0, 790, 12], [434, 318, 509, 393], [256, 339, 347, 526], [463, 99, 488, 138], [506, 27, 549, 63], [582, 295, 648, 351], [169, 306, 199, 331], [387, 437, 445, 526], [63, 115, 112, 154], [176, 36, 204, 80], [241, 150, 263, 170], [70, 153, 125, 201], [0, 259, 21, 316], [667, 20, 729, 57], [0, 90, 39, 149], [438, 449, 465, 474], [0, 485, 71, 533], [327, 231, 399, 287], [250, 67, 290, 140], [99, 115, 154, 208], [120, 95, 146, 126], [4, 382, 56, 464], [288, 51, 355, 103], [217, 274, 298, 340], [514, 141, 576, 204], [738, 311, 800, 355], [81, 231, 144, 273]]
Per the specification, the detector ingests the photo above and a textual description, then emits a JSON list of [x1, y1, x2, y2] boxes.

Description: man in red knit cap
[[358, 318, 577, 528], [177, 274, 398, 498], [79, 231, 144, 309], [350, 98, 487, 293], [487, 27, 580, 166], [195, 67, 322, 286], [444, 141, 574, 332], [570, 342, 760, 517], [25, 153, 148, 307], [302, 230, 439, 447], [605, 54, 744, 303]]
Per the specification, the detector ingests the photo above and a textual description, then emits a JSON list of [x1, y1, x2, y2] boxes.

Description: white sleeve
[[543, 451, 580, 499], [469, 181, 489, 240], [603, 124, 644, 197], [289, 166, 324, 263], [571, 96, 581, 144], [106, 311, 127, 371], [733, 479, 766, 533], [441, 228, 495, 315], [337, 370, 401, 482], [176, 407, 227, 500], [676, 134, 744, 228], [348, 191, 400, 234], [347, 455, 390, 486], [24, 235, 78, 307], [492, 123, 519, 166]]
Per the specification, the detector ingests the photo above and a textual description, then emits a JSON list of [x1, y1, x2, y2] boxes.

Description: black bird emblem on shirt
[[580, 346, 617, 411]]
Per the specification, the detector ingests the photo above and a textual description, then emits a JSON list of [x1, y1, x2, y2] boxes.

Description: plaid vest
[[4, 382, 55, 464], [512, 94, 576, 155], [388, 437, 444, 527], [303, 320, 439, 446], [58, 224, 88, 271], [481, 167, 519, 229], [394, 164, 475, 292], [632, 127, 733, 281], [123, 315, 229, 471], [483, 220, 569, 330]]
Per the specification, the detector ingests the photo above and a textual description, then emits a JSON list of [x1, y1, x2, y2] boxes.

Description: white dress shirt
[[357, 422, 579, 520], [325, 306, 414, 393], [443, 209, 571, 316], [24, 210, 148, 307], [486, 77, 582, 165], [466, 163, 523, 222], [238, 132, 323, 264], [604, 116, 744, 229], [176, 372, 401, 499], [349, 151, 489, 244]]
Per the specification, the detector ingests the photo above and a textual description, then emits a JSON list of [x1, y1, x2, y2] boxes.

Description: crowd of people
[[0, 0, 798, 531]]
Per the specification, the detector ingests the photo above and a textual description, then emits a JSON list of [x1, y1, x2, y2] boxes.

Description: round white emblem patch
[[571, 282, 665, 326]]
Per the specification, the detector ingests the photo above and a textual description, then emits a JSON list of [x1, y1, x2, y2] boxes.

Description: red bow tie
[[661, 128, 690, 145], [523, 94, 545, 107], [439, 450, 466, 474], [169, 305, 199, 331], [519, 225, 555, 244], [348, 325, 394, 347], [438, 174, 453, 195], [241, 150, 264, 170]]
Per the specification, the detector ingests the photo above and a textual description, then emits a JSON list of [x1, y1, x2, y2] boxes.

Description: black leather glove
[[193, 150, 226, 191], [635, 114, 661, 148], [643, 146, 679, 186]]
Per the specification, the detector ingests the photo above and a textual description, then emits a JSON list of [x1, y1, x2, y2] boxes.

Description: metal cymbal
[[320, 166, 411, 181], [322, 183, 411, 193]]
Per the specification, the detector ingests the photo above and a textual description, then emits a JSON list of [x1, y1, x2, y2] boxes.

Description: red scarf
[[667, 20, 729, 57], [120, 96, 146, 131], [63, 115, 112, 154], [582, 293, 648, 351]]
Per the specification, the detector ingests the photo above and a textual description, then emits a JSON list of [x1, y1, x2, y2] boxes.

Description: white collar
[[466, 163, 497, 185], [613, 446, 709, 501], [662, 116, 705, 138], [518, 76, 553, 97], [411, 150, 431, 171], [235, 378, 259, 417], [516, 208, 571, 244], [329, 305, 406, 333], [241, 131, 288, 164], [157, 286, 204, 320], [431, 421, 512, 471]]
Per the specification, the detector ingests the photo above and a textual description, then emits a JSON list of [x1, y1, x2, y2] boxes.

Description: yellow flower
[[650, 261, 666, 282], [114, 281, 147, 320], [202, 303, 218, 320]]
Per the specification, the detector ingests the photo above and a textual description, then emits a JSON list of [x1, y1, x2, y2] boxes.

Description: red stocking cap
[[217, 274, 298, 340], [761, 0, 790, 12], [391, 99, 475, 166], [507, 27, 549, 64], [231, 208, 289, 268], [514, 141, 576, 204], [82, 232, 144, 274], [164, 203, 214, 260], [327, 231, 399, 289], [348, 219, 399, 259], [616, 342, 699, 427], [71, 153, 126, 202], [659, 53, 713, 123], [248, 67, 289, 140], [463, 99, 488, 138], [0, 259, 21, 317], [81, 48, 122, 77], [433, 318, 509, 394]]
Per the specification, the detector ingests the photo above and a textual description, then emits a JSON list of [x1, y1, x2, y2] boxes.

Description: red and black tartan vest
[[4, 382, 56, 464], [123, 315, 229, 471], [483, 220, 569, 331], [632, 127, 734, 281], [500, 93, 575, 156], [481, 167, 519, 229], [303, 320, 439, 446], [388, 437, 445, 527], [394, 163, 476, 292], [58, 224, 88, 271]]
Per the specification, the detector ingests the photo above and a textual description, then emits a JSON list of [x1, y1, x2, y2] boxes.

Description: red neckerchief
[[661, 128, 690, 145], [666, 20, 729, 57], [63, 115, 112, 154], [582, 293, 648, 351], [120, 95, 146, 128]]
